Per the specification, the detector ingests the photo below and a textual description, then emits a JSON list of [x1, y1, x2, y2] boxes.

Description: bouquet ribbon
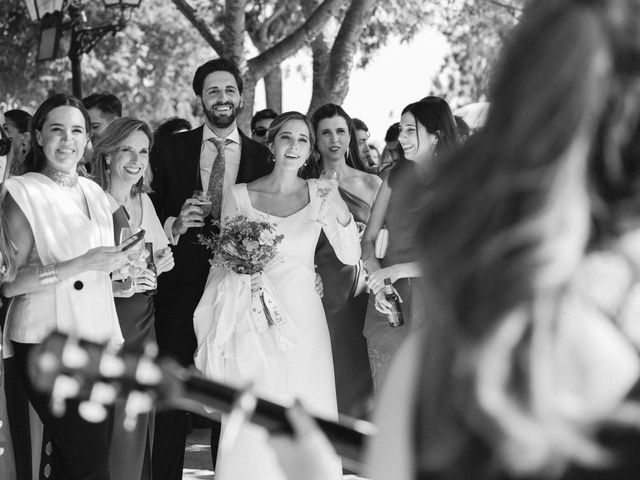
[[193, 266, 298, 391]]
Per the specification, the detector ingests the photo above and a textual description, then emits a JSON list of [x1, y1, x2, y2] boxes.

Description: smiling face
[[35, 106, 89, 174], [315, 115, 350, 163], [270, 119, 311, 170], [109, 129, 150, 187], [199, 71, 243, 131], [398, 111, 437, 165]]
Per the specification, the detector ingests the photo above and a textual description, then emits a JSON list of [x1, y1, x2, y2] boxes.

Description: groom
[[149, 57, 272, 480]]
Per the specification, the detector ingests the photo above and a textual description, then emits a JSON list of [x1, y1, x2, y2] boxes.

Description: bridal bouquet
[[194, 216, 297, 386], [198, 215, 293, 342], [198, 215, 284, 275]]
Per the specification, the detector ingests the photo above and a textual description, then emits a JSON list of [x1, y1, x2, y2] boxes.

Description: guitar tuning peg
[[61, 336, 89, 370], [77, 381, 117, 423], [123, 391, 153, 432], [98, 346, 126, 378], [50, 375, 81, 417], [78, 400, 108, 423], [143, 341, 158, 359], [135, 355, 162, 386], [88, 381, 118, 405]]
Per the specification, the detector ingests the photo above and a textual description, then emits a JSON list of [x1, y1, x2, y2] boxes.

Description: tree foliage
[[430, 0, 524, 108], [0, 0, 211, 126], [1, 0, 526, 128]]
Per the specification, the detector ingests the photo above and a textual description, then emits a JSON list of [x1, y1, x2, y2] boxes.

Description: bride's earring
[[105, 155, 111, 175]]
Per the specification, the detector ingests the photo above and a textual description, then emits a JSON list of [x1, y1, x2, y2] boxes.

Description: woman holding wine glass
[[92, 116, 174, 480], [308, 104, 381, 418], [1, 93, 130, 480], [361, 97, 458, 392]]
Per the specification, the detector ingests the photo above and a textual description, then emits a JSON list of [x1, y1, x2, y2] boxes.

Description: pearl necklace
[[41, 166, 79, 187]]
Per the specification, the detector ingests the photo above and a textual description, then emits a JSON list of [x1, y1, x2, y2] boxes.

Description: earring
[[105, 155, 111, 174]]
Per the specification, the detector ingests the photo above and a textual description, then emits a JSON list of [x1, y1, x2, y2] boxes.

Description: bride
[[193, 111, 360, 480]]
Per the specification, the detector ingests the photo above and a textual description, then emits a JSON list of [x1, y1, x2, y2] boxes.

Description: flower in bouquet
[[198, 215, 284, 275]]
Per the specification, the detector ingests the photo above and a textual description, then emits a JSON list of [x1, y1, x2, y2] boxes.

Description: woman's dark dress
[[315, 187, 373, 418], [364, 160, 427, 392]]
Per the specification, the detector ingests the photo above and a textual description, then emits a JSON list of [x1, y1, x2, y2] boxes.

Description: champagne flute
[[193, 190, 213, 218], [312, 169, 339, 225], [119, 227, 145, 288]]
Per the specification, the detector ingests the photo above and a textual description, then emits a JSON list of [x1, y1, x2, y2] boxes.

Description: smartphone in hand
[[120, 229, 146, 251]]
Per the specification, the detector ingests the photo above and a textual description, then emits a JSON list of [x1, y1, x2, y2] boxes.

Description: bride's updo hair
[[266, 111, 316, 178], [266, 111, 315, 148]]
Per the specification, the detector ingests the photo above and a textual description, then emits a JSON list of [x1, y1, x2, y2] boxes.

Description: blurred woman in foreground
[[271, 1, 640, 479]]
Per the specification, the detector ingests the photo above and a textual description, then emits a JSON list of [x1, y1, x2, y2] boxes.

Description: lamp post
[[23, 0, 142, 98]]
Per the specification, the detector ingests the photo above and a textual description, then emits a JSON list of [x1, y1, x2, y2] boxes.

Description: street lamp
[[23, 0, 142, 98]]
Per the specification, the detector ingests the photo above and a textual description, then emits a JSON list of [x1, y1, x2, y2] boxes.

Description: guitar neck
[[28, 332, 375, 474], [177, 370, 372, 471]]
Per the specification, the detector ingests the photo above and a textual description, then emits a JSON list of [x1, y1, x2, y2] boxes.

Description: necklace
[[41, 166, 79, 187]]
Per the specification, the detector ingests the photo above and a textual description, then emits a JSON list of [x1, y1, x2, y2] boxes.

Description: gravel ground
[[181, 427, 367, 480], [183, 428, 215, 479]]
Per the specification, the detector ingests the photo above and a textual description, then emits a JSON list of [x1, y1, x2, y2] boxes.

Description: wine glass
[[193, 190, 213, 218], [312, 169, 339, 225], [119, 227, 145, 288]]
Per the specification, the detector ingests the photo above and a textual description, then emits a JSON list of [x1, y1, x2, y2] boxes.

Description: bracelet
[[362, 257, 377, 270], [38, 263, 59, 286]]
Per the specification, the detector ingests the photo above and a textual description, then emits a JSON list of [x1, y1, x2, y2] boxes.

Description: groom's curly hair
[[192, 58, 244, 97]]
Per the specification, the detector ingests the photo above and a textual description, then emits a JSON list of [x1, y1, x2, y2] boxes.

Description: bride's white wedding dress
[[193, 180, 360, 480]]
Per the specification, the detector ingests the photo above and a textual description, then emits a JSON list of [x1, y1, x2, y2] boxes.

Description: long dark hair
[[414, 0, 640, 477], [29, 93, 91, 173], [308, 103, 368, 176], [402, 96, 459, 160]]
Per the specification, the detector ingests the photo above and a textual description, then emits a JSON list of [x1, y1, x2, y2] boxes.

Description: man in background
[[250, 108, 278, 145], [82, 92, 122, 140]]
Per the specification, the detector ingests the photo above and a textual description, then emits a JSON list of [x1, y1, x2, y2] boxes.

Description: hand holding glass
[[193, 190, 213, 218], [313, 170, 339, 225], [119, 228, 145, 288]]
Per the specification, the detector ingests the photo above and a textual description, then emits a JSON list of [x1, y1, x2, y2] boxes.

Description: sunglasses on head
[[253, 127, 268, 137]]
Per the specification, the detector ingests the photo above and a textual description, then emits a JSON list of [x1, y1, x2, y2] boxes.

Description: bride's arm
[[316, 181, 361, 265]]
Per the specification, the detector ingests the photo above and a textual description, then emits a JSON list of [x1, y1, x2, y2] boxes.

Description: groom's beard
[[204, 101, 239, 129]]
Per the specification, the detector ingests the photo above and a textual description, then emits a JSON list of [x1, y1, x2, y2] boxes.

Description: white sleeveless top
[[4, 173, 123, 348]]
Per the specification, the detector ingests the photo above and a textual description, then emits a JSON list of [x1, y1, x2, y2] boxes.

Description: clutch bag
[[374, 227, 389, 259]]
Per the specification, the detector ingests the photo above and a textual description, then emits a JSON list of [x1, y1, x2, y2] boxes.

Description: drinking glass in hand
[[193, 190, 213, 218], [119, 227, 145, 288], [312, 169, 339, 225]]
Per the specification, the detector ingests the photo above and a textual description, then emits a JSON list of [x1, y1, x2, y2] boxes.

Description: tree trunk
[[224, 0, 247, 67], [306, 34, 331, 114], [307, 0, 376, 111], [239, 73, 257, 134], [264, 67, 283, 112]]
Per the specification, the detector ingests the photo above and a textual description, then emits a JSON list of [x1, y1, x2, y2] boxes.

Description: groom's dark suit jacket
[[149, 125, 272, 365]]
